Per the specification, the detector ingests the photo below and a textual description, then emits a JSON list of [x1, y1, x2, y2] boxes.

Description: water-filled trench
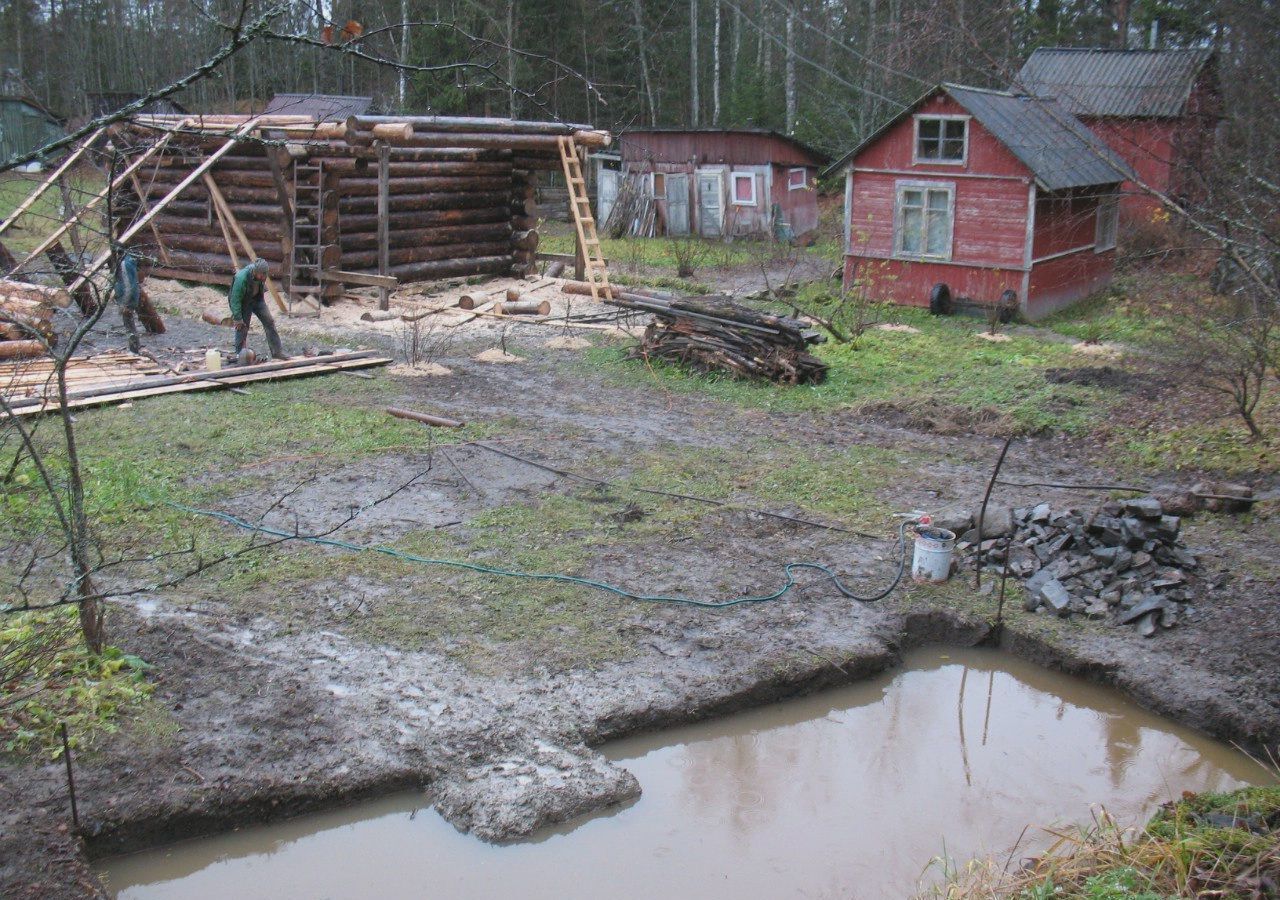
[[99, 648, 1275, 899]]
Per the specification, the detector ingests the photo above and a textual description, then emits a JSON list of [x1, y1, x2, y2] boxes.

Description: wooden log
[[153, 249, 284, 278], [386, 405, 464, 428], [202, 309, 234, 327], [319, 270, 399, 289], [150, 168, 278, 188], [0, 340, 46, 360], [371, 123, 414, 141], [136, 288, 166, 334], [511, 155, 567, 172], [512, 214, 539, 231], [340, 240, 514, 270], [43, 243, 97, 314], [339, 222, 512, 251], [360, 309, 400, 322], [339, 191, 512, 214], [334, 176, 513, 197], [161, 232, 285, 260], [346, 130, 580, 151], [504, 288, 521, 303], [0, 280, 71, 309], [154, 215, 279, 242], [494, 299, 551, 316], [337, 206, 510, 232], [354, 115, 593, 134], [458, 294, 479, 310], [386, 256, 513, 281], [320, 159, 513, 176], [545, 260, 566, 278]]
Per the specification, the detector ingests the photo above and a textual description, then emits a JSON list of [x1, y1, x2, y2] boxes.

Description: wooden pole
[[377, 141, 390, 311], [386, 406, 464, 428], [0, 126, 106, 237]]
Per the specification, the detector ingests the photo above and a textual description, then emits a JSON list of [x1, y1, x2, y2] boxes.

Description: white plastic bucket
[[912, 526, 956, 583]]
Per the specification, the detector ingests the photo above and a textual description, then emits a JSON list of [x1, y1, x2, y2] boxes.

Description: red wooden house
[[1016, 48, 1218, 225], [605, 129, 827, 239], [828, 83, 1130, 319]]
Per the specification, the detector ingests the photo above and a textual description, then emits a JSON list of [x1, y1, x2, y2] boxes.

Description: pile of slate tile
[[949, 496, 1211, 637]]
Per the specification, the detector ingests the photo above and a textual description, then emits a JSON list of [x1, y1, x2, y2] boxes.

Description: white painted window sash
[[912, 114, 970, 167], [893, 179, 955, 261], [730, 171, 757, 206]]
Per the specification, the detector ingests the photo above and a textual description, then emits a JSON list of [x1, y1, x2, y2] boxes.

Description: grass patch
[[0, 170, 107, 256], [1, 607, 158, 757], [1118, 416, 1277, 476], [585, 303, 1115, 435], [929, 786, 1280, 899]]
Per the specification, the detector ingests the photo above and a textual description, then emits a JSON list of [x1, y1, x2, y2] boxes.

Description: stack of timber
[[0, 279, 70, 360], [563, 280, 828, 384], [105, 114, 611, 300], [0, 349, 392, 416]]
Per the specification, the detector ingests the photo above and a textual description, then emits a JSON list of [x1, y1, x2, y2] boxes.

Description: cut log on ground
[[494, 299, 551, 316]]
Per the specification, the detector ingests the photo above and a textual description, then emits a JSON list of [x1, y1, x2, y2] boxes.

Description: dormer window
[[915, 116, 967, 164]]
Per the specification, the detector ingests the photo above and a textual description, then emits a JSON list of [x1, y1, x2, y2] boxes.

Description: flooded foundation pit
[[99, 648, 1275, 899]]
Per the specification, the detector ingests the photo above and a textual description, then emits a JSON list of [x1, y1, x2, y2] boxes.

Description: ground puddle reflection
[[99, 648, 1275, 899]]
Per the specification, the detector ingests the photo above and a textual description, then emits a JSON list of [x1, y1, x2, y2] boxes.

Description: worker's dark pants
[[120, 294, 141, 354], [234, 296, 285, 359]]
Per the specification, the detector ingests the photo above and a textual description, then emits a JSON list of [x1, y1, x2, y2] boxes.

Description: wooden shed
[[828, 83, 1130, 319], [0, 95, 64, 167], [1016, 48, 1218, 224], [606, 129, 826, 239]]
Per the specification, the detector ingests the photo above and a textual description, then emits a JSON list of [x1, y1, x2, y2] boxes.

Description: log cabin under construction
[[7, 113, 611, 309]]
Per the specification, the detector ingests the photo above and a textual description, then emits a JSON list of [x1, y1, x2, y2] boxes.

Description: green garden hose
[[168, 503, 911, 608]]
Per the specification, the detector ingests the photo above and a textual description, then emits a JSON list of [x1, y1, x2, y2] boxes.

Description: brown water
[[99, 648, 1274, 899]]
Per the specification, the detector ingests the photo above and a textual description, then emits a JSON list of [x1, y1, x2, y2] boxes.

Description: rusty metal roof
[[263, 93, 372, 120], [944, 84, 1130, 190], [823, 84, 1129, 191], [1016, 48, 1213, 118]]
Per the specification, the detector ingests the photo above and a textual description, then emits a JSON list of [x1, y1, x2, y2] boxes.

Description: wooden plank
[[13, 132, 173, 272], [6, 356, 391, 416], [0, 126, 106, 237]]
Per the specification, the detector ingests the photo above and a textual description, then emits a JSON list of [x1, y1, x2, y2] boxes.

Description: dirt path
[[3, 285, 1278, 898]]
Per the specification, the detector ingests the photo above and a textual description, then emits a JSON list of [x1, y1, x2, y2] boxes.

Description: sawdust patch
[[473, 348, 525, 364], [876, 323, 921, 334], [387, 362, 453, 377], [1070, 340, 1124, 359], [974, 332, 1011, 342], [543, 336, 592, 350]]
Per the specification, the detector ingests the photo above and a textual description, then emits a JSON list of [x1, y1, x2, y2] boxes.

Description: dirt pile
[[958, 497, 1216, 637]]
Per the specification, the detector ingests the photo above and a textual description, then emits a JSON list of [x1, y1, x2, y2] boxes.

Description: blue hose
[[168, 504, 910, 609]]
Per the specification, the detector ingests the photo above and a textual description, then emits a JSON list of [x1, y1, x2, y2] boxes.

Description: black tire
[[929, 282, 953, 316], [997, 289, 1018, 324]]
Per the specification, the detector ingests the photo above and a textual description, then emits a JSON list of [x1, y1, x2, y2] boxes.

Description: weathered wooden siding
[[770, 164, 820, 236], [1032, 188, 1101, 258], [1081, 117, 1174, 224], [843, 256, 1025, 311], [621, 130, 821, 168], [1027, 248, 1114, 317]]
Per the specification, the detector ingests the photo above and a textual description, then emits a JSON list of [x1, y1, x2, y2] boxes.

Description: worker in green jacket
[[228, 258, 285, 360]]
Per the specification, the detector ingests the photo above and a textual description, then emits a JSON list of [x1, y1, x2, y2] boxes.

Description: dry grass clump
[[924, 785, 1280, 899]]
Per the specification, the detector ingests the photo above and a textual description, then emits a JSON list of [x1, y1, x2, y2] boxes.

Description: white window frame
[[893, 179, 955, 261], [912, 114, 970, 166], [787, 167, 807, 191], [1094, 191, 1119, 252], [649, 171, 667, 200], [730, 171, 757, 206]]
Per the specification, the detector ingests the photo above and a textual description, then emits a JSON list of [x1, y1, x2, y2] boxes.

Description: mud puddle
[[99, 648, 1274, 899]]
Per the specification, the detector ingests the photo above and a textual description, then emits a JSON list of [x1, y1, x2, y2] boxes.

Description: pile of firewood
[[0, 279, 67, 360], [622, 290, 827, 385]]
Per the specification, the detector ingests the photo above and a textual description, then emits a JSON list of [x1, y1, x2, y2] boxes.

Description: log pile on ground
[[942, 496, 1215, 637], [626, 293, 828, 385], [0, 279, 67, 359]]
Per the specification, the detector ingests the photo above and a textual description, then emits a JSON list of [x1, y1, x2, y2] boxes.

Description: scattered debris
[[948, 496, 1211, 636], [473, 348, 525, 364]]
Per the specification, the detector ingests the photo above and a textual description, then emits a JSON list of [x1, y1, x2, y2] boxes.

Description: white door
[[597, 169, 618, 223], [697, 172, 723, 237], [666, 174, 690, 235]]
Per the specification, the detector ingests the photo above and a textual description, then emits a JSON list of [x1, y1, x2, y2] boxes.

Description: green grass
[[1, 607, 163, 758], [0, 169, 107, 255], [586, 303, 1114, 435], [1118, 416, 1277, 476]]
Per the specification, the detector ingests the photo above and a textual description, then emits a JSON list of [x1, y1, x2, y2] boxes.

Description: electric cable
[[167, 504, 911, 609]]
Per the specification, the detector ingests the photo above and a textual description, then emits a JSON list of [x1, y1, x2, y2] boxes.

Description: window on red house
[[731, 173, 756, 205], [916, 117, 967, 163], [788, 168, 806, 190]]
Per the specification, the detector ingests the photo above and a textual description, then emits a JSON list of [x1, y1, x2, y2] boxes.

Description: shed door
[[697, 172, 723, 237], [666, 174, 690, 235], [597, 169, 618, 224]]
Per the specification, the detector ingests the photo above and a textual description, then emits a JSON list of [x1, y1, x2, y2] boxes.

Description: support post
[[574, 226, 585, 282], [377, 141, 391, 311]]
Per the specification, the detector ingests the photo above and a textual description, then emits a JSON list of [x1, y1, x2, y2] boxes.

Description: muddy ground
[[3, 277, 1279, 898]]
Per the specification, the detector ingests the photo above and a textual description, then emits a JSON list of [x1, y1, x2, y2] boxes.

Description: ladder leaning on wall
[[556, 136, 613, 303]]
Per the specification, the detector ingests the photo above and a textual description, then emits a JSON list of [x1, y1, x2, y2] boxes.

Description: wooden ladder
[[557, 136, 612, 302], [290, 160, 325, 310]]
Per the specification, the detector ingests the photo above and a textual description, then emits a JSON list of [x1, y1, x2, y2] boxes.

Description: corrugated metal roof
[[823, 84, 1129, 190], [263, 93, 372, 120], [944, 84, 1130, 190], [1016, 48, 1213, 118]]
